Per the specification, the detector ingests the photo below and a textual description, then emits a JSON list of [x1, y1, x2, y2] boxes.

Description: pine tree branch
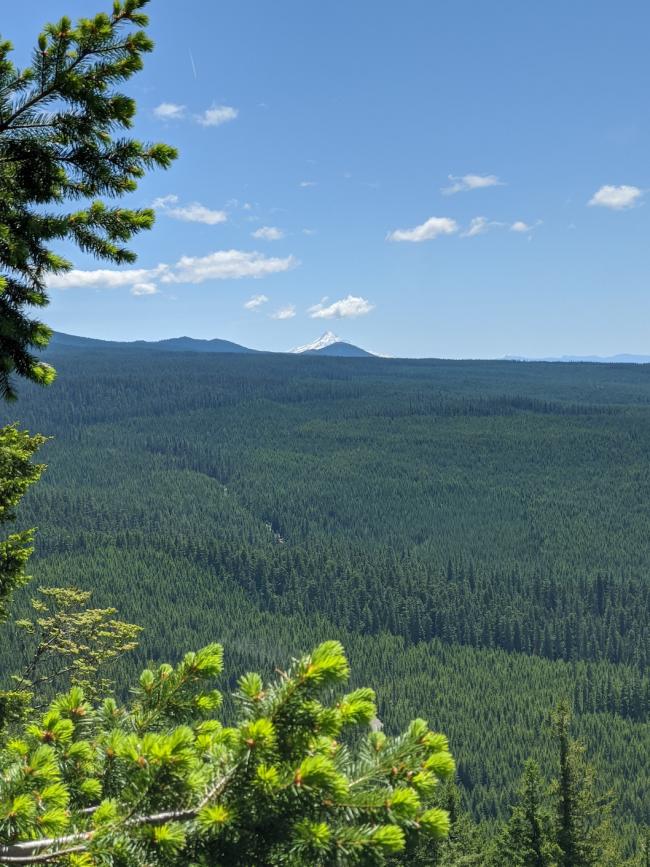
[[0, 763, 241, 864], [0, 845, 88, 864], [0, 37, 136, 134]]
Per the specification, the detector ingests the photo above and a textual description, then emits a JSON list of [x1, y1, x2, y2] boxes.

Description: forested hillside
[[3, 347, 648, 851]]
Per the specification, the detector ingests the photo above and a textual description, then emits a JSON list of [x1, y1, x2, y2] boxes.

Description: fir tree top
[[0, 0, 176, 399]]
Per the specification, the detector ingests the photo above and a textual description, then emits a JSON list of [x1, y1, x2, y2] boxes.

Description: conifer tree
[[491, 760, 559, 867], [0, 425, 47, 727], [0, 0, 176, 399], [0, 640, 454, 865], [551, 703, 619, 867]]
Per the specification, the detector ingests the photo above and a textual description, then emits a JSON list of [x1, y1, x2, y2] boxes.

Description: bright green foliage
[[13, 585, 141, 702], [0, 641, 454, 865], [391, 780, 485, 865], [0, 0, 176, 399]]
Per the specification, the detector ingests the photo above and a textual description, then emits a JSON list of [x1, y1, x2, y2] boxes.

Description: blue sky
[[10, 1, 650, 357]]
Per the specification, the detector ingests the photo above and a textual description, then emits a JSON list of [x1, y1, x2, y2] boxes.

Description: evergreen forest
[[3, 344, 648, 859]]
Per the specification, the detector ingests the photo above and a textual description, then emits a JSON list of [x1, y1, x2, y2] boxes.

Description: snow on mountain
[[290, 331, 342, 354]]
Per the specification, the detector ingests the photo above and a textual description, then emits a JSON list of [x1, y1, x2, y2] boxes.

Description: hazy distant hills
[[506, 353, 650, 364], [50, 332, 258, 354]]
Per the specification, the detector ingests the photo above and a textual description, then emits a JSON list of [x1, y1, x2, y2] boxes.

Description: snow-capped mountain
[[290, 331, 376, 357], [290, 331, 342, 353]]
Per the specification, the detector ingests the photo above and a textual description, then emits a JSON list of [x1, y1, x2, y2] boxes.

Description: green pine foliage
[[0, 641, 454, 865], [0, 0, 175, 399], [0, 424, 47, 727], [0, 425, 45, 620]]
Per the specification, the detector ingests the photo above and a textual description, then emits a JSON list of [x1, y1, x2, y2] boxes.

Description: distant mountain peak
[[290, 331, 379, 357], [290, 331, 342, 354]]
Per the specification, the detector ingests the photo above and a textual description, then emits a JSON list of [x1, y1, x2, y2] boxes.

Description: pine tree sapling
[[0, 0, 176, 398], [0, 640, 454, 865]]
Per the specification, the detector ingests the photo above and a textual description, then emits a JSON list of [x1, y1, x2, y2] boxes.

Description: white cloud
[[387, 216, 458, 243], [196, 104, 238, 127], [152, 194, 179, 209], [244, 293, 269, 311], [154, 195, 227, 225], [153, 102, 185, 120], [588, 185, 643, 210], [302, 228, 317, 236], [300, 180, 318, 188], [462, 216, 499, 237], [270, 304, 296, 320], [511, 220, 534, 232], [442, 174, 503, 195], [168, 203, 227, 225], [48, 251, 297, 294], [48, 267, 164, 290], [131, 282, 159, 296], [252, 226, 284, 241], [163, 250, 298, 284], [308, 295, 374, 319]]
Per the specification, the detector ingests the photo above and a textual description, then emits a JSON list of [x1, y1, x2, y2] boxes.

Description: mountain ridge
[[50, 331, 258, 354], [48, 332, 649, 363], [50, 330, 378, 358]]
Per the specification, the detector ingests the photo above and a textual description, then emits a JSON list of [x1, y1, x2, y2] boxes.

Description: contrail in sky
[[189, 49, 197, 80]]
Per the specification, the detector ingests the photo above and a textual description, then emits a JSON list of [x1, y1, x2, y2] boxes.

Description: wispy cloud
[[48, 251, 298, 295], [300, 180, 318, 188], [196, 104, 238, 127], [244, 293, 269, 311], [462, 217, 540, 237], [588, 185, 643, 210], [510, 220, 541, 233], [153, 102, 186, 120], [270, 304, 296, 320], [462, 216, 504, 237], [387, 216, 458, 243], [131, 282, 158, 296], [308, 295, 374, 319], [252, 226, 284, 241], [154, 195, 227, 225], [442, 174, 503, 195]]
